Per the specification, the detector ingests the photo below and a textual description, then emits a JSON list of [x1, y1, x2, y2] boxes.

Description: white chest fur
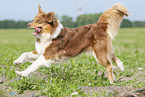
[[35, 33, 52, 55], [35, 41, 52, 55]]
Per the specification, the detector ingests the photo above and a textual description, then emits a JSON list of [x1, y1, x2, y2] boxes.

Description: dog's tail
[[97, 3, 129, 39]]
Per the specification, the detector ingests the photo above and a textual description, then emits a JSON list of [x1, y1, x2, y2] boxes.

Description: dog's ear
[[45, 12, 55, 23], [38, 5, 43, 13]]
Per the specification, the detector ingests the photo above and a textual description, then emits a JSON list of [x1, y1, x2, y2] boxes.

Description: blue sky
[[0, 0, 145, 21]]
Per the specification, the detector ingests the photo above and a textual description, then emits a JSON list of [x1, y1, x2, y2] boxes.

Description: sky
[[0, 0, 145, 21]]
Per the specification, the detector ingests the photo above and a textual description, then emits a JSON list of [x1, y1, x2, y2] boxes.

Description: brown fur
[[32, 50, 38, 54], [28, 3, 129, 83]]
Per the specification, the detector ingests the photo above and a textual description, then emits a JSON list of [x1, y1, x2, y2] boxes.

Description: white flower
[[70, 92, 78, 96]]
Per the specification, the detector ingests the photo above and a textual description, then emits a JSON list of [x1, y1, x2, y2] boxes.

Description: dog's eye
[[36, 19, 41, 22]]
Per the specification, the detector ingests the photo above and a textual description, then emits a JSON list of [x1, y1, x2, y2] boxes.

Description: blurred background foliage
[[0, 13, 145, 29]]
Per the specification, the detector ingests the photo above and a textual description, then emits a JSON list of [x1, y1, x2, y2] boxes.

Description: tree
[[121, 19, 133, 28], [61, 15, 76, 28], [0, 20, 30, 29], [16, 21, 30, 28], [75, 13, 102, 27], [133, 21, 145, 27], [0, 20, 16, 28]]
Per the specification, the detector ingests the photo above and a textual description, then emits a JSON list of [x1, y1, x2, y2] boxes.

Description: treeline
[[61, 13, 145, 28], [0, 20, 30, 29], [0, 13, 145, 29]]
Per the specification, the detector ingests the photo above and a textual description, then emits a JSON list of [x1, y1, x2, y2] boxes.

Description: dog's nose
[[27, 23, 31, 28]]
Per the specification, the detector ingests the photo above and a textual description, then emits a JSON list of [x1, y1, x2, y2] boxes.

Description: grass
[[0, 28, 145, 96]]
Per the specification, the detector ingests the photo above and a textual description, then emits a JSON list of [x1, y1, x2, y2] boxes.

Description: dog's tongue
[[33, 27, 41, 36]]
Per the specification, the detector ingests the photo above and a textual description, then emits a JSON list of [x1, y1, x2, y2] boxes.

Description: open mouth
[[33, 27, 42, 36]]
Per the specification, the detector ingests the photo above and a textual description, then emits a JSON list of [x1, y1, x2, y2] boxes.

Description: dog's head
[[28, 5, 62, 38]]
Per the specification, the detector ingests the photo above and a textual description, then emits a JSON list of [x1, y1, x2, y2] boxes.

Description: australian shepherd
[[13, 3, 129, 83]]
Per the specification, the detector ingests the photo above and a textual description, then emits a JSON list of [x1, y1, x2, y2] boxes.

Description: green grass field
[[0, 28, 145, 96]]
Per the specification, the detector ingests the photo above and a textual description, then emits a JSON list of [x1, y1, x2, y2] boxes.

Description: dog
[[13, 3, 129, 83]]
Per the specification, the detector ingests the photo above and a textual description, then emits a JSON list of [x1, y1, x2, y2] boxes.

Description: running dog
[[13, 3, 129, 83]]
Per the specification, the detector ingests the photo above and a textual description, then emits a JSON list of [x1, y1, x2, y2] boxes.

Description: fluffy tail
[[98, 3, 129, 39]]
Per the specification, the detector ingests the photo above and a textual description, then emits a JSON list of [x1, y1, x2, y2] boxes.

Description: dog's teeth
[[35, 27, 41, 32]]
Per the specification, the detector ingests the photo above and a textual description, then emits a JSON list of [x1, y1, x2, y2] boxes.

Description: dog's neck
[[51, 20, 63, 39]]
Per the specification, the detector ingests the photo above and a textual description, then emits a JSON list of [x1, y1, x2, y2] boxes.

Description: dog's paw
[[116, 60, 125, 71], [13, 59, 22, 65], [118, 62, 124, 71], [119, 65, 124, 71], [15, 71, 27, 77]]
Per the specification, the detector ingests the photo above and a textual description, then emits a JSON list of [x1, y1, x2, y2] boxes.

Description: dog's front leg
[[13, 51, 39, 65], [15, 55, 53, 77]]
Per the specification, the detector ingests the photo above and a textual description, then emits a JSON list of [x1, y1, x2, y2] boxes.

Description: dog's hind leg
[[112, 54, 124, 71], [93, 52, 114, 83], [92, 40, 114, 83]]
